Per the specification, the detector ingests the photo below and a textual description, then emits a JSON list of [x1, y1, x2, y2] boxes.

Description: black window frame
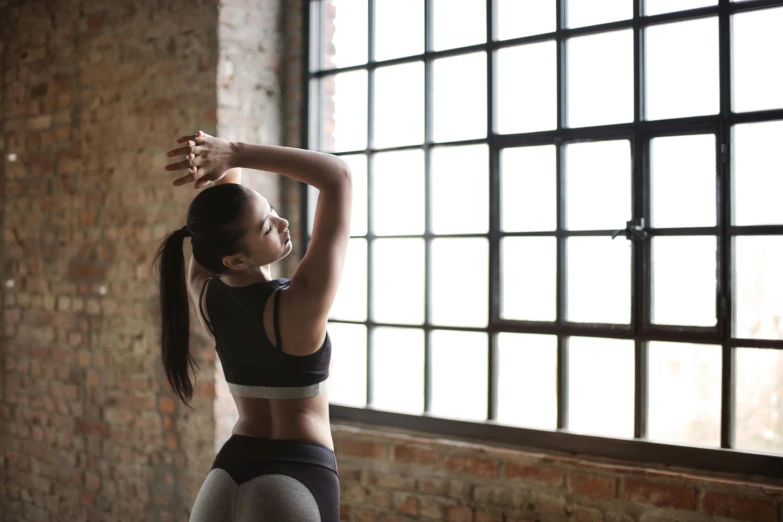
[[301, 0, 783, 479]]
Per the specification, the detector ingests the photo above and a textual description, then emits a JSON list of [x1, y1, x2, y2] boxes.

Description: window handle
[[611, 218, 648, 241]]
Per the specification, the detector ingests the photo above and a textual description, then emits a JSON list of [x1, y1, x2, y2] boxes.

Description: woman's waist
[[233, 405, 333, 450]]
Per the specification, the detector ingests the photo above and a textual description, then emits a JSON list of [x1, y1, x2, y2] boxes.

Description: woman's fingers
[[172, 173, 195, 186], [194, 177, 213, 189], [165, 159, 191, 171], [177, 131, 208, 144]]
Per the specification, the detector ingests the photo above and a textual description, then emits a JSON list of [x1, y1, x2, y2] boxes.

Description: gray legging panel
[[189, 469, 323, 522], [189, 435, 340, 522]]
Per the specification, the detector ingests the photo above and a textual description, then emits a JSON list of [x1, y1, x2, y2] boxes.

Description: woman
[[155, 130, 351, 522]]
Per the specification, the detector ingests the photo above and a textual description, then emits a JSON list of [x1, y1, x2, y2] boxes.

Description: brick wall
[[212, 0, 285, 455], [0, 0, 287, 520], [333, 423, 783, 522], [2, 1, 781, 522]]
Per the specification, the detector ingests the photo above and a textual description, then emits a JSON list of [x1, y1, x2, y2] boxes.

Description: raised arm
[[231, 142, 352, 322], [166, 131, 352, 326]]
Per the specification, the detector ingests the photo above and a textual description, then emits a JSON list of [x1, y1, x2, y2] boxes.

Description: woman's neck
[[220, 266, 273, 287]]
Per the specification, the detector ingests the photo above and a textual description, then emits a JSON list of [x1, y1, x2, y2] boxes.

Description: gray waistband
[[227, 378, 329, 399]]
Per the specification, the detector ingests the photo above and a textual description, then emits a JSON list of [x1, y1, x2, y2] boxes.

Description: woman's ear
[[222, 253, 248, 271]]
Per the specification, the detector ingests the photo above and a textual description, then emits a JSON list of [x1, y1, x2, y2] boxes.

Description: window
[[304, 0, 783, 477]]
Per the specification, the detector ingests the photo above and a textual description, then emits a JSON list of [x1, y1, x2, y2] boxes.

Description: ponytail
[[154, 227, 199, 409]]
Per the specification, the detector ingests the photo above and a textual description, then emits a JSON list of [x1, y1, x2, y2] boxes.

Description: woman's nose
[[280, 218, 289, 230]]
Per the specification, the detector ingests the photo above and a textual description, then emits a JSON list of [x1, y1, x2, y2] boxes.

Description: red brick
[[530, 492, 565, 516], [354, 508, 376, 522], [339, 503, 350, 521], [444, 455, 499, 478], [69, 261, 106, 280], [165, 434, 178, 449], [370, 489, 391, 509], [568, 473, 617, 499], [475, 511, 503, 522], [79, 210, 96, 226], [336, 439, 388, 460], [370, 474, 415, 490], [418, 478, 448, 495], [393, 445, 440, 467], [700, 492, 777, 522], [400, 496, 419, 516], [41, 130, 55, 146], [80, 489, 94, 506], [622, 479, 696, 510], [447, 505, 474, 522], [504, 462, 564, 487], [158, 397, 176, 414], [88, 13, 105, 31], [27, 133, 41, 149], [55, 126, 70, 141], [571, 505, 604, 522]]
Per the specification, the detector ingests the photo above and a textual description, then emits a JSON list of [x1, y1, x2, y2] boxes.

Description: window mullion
[[366, 0, 375, 408], [718, 0, 735, 450], [423, 0, 434, 415]]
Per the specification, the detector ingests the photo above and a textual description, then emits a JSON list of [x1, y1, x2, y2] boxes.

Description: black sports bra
[[199, 277, 331, 400]]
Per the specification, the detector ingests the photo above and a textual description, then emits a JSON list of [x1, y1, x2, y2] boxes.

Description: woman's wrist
[[214, 167, 242, 185], [229, 141, 245, 169]]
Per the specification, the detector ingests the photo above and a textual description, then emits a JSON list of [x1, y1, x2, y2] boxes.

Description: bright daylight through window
[[304, 0, 783, 475]]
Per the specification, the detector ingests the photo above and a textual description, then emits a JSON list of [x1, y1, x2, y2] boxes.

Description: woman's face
[[233, 190, 292, 268]]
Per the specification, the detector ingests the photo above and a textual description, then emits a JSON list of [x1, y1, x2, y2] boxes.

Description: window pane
[[497, 334, 557, 430], [321, 0, 368, 69], [372, 150, 425, 235], [733, 121, 783, 226], [373, 62, 424, 148], [431, 145, 489, 234], [431, 239, 488, 327], [327, 322, 367, 407], [736, 348, 783, 454], [568, 0, 632, 28], [328, 238, 367, 321], [433, 53, 487, 142], [345, 155, 368, 236], [308, 184, 318, 236], [497, 41, 557, 134], [646, 18, 719, 120], [734, 236, 783, 340], [311, 154, 369, 237], [320, 71, 368, 153], [432, 0, 486, 51], [565, 140, 631, 231], [372, 239, 425, 325], [501, 238, 557, 322], [498, 0, 555, 39], [567, 238, 631, 324], [648, 342, 721, 447], [501, 145, 557, 232], [651, 135, 716, 228], [371, 327, 425, 414], [375, 0, 423, 61], [733, 7, 783, 113], [567, 30, 634, 128], [652, 237, 717, 327], [645, 0, 716, 16], [431, 330, 488, 421], [568, 337, 634, 438]]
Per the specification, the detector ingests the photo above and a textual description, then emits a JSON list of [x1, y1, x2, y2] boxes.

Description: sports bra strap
[[272, 282, 289, 350], [199, 278, 214, 335]]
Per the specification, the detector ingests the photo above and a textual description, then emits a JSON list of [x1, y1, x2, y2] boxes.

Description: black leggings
[[189, 435, 340, 522]]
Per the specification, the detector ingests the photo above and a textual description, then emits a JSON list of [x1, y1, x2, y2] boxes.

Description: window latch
[[611, 218, 648, 241]]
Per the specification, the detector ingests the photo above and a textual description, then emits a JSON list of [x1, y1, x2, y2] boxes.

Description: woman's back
[[196, 276, 334, 450]]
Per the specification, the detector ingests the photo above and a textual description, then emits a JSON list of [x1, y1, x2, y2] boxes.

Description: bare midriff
[[231, 391, 334, 451]]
